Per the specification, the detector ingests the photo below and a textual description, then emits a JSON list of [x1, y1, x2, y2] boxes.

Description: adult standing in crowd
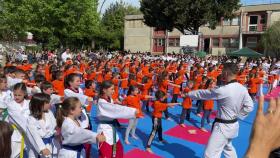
[[61, 48, 72, 63], [187, 63, 254, 158]]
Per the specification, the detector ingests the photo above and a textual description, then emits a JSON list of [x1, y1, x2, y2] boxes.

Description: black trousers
[[196, 100, 203, 114], [179, 108, 191, 124], [146, 117, 163, 148], [171, 94, 178, 103], [142, 100, 150, 112]]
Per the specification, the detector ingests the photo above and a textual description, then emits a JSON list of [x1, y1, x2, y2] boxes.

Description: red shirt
[[122, 95, 144, 118], [152, 101, 168, 118], [182, 88, 192, 109], [203, 100, 214, 110]]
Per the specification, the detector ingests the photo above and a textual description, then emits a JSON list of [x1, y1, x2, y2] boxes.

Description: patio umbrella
[[227, 47, 263, 58]]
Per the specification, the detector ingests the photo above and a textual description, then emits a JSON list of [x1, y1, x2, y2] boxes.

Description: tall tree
[[261, 21, 280, 58], [0, 0, 31, 42], [0, 0, 100, 49], [101, 1, 141, 50], [140, 0, 240, 34]]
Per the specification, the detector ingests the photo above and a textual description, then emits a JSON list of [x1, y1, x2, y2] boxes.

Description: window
[[223, 19, 231, 26], [222, 38, 230, 47], [157, 39, 165, 46], [249, 16, 258, 31], [250, 16, 258, 25], [212, 38, 219, 47], [169, 39, 175, 47], [230, 38, 239, 48], [169, 38, 180, 47], [231, 17, 240, 25], [246, 37, 257, 48]]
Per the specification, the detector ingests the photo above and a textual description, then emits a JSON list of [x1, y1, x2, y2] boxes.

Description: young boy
[[52, 71, 64, 96], [146, 91, 181, 153], [4, 67, 25, 89], [40, 81, 63, 114], [179, 81, 194, 127]]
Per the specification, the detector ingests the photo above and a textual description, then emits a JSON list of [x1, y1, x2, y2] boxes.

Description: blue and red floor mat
[[89, 88, 270, 158]]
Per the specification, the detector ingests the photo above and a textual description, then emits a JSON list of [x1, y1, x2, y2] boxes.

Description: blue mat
[[89, 87, 269, 158]]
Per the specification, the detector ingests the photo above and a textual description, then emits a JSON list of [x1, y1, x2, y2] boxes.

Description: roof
[[125, 14, 144, 20], [125, 3, 280, 20], [238, 3, 280, 12]]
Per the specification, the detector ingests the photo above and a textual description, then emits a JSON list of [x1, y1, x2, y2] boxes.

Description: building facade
[[124, 3, 280, 55]]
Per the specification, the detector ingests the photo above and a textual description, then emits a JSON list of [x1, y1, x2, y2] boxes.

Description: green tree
[[0, 0, 100, 50], [100, 1, 141, 50], [140, 0, 240, 34], [261, 21, 280, 58], [0, 0, 31, 42]]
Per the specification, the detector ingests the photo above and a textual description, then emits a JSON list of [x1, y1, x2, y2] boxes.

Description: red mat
[[164, 125, 211, 145], [124, 149, 162, 158], [118, 119, 129, 124], [262, 86, 280, 100]]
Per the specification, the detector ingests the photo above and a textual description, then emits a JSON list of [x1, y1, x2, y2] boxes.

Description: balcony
[[243, 24, 267, 34]]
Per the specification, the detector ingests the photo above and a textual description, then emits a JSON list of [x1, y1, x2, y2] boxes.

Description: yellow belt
[[12, 124, 25, 158]]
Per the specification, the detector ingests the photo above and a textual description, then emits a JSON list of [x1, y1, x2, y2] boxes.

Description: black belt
[[99, 119, 118, 158], [99, 119, 119, 127], [211, 118, 238, 131]]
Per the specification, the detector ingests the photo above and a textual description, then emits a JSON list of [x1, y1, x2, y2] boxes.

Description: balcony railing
[[245, 24, 267, 33], [249, 25, 258, 32]]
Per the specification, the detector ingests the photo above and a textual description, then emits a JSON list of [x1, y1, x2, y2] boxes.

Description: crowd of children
[[0, 51, 279, 158]]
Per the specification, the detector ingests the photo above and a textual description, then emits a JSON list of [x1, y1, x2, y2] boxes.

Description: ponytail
[[56, 97, 80, 128], [56, 103, 64, 128]]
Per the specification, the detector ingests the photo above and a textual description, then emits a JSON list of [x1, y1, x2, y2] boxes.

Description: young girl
[[141, 76, 153, 112], [0, 75, 12, 121], [40, 81, 63, 114], [123, 86, 153, 145], [64, 73, 93, 128], [97, 81, 138, 158], [84, 80, 97, 112], [57, 97, 105, 158], [64, 73, 93, 158], [7, 83, 30, 158], [146, 91, 181, 153], [26, 93, 60, 158], [179, 81, 194, 127], [201, 79, 215, 132], [0, 121, 14, 158], [157, 72, 180, 120]]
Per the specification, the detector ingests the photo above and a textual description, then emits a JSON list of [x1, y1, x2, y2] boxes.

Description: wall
[[271, 11, 280, 24], [124, 19, 152, 52]]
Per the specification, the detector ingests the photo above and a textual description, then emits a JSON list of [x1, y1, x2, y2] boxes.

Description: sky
[[98, 0, 280, 13]]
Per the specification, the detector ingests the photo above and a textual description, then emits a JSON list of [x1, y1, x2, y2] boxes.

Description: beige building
[[124, 3, 280, 55]]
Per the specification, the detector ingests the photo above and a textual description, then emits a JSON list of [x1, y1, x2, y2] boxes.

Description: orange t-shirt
[[122, 95, 144, 118], [84, 88, 95, 98], [203, 100, 214, 110], [159, 80, 168, 94], [96, 73, 103, 83], [104, 73, 112, 81], [52, 80, 64, 96], [173, 77, 183, 95], [141, 81, 153, 100], [194, 75, 202, 90], [182, 88, 192, 109], [112, 79, 119, 101], [152, 101, 168, 118], [248, 78, 261, 94], [121, 72, 129, 88]]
